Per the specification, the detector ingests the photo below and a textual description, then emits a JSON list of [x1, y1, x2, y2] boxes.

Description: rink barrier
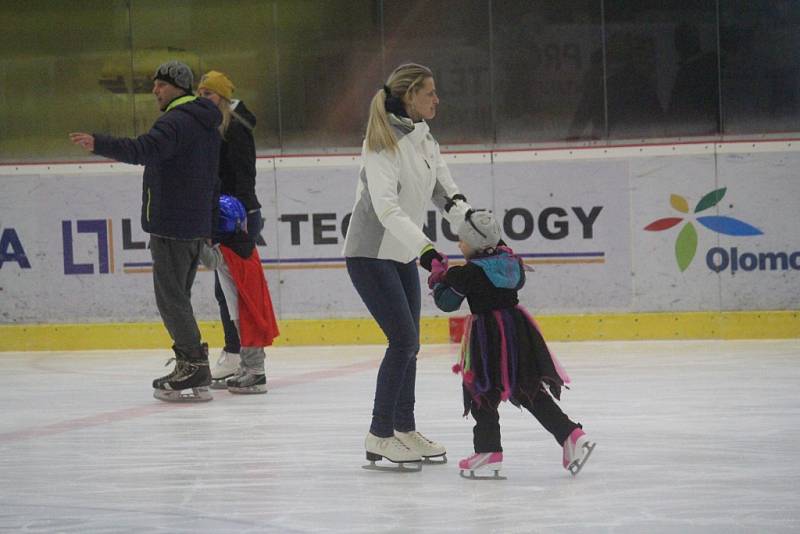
[[0, 310, 797, 351]]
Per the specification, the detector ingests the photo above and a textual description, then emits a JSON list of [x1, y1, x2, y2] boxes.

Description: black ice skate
[[152, 343, 212, 403], [362, 432, 422, 472], [226, 369, 267, 394]]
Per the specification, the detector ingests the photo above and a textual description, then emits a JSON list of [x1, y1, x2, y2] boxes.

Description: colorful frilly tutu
[[452, 305, 570, 412]]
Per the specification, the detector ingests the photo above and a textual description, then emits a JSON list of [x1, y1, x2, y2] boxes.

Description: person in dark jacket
[[69, 60, 222, 403], [196, 70, 265, 386]]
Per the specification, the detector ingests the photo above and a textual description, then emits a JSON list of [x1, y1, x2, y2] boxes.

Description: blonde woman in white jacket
[[343, 63, 471, 469]]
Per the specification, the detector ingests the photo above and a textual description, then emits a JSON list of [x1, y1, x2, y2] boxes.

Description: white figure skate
[[563, 428, 595, 476], [458, 452, 505, 480], [210, 350, 240, 389], [363, 433, 422, 472], [394, 430, 447, 464]]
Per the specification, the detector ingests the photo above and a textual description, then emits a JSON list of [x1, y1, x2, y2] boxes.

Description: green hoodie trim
[[146, 188, 151, 222], [165, 95, 196, 112]]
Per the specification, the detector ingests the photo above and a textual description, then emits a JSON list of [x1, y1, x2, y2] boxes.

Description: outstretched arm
[[69, 132, 95, 152], [432, 282, 465, 312], [431, 263, 469, 312], [71, 118, 180, 166]]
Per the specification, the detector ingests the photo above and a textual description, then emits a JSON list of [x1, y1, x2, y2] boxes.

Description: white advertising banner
[[491, 158, 632, 313], [1, 143, 798, 324], [631, 151, 800, 311]]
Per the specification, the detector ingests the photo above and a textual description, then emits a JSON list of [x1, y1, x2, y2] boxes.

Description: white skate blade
[[211, 372, 236, 382], [362, 459, 422, 473], [568, 441, 596, 476], [153, 387, 212, 403], [228, 384, 268, 395], [209, 379, 230, 390], [208, 382, 233, 389], [459, 468, 506, 481], [422, 453, 447, 465], [362, 451, 422, 472]]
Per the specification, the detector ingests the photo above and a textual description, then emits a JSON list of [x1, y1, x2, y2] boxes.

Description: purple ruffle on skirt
[[453, 305, 570, 408]]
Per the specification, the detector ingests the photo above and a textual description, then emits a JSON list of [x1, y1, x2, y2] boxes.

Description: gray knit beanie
[[153, 60, 194, 93], [458, 210, 502, 252]]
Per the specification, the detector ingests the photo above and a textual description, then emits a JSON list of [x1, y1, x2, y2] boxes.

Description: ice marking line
[[267, 359, 380, 389], [0, 404, 178, 443], [0, 353, 436, 444]]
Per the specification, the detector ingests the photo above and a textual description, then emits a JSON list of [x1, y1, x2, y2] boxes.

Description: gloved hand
[[427, 256, 449, 289], [444, 194, 468, 213], [443, 194, 472, 227], [419, 246, 445, 272]]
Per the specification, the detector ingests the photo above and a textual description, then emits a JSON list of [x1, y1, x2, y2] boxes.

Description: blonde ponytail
[[365, 90, 396, 153], [218, 99, 232, 139], [364, 63, 434, 154]]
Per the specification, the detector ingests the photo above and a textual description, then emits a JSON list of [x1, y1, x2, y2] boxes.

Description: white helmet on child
[[458, 209, 501, 252]]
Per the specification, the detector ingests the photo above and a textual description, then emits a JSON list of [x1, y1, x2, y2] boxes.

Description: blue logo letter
[[0, 228, 31, 269]]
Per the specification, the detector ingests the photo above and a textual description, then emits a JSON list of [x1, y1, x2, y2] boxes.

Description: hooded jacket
[[93, 96, 222, 239], [434, 248, 525, 314], [342, 114, 470, 263], [219, 100, 260, 211]]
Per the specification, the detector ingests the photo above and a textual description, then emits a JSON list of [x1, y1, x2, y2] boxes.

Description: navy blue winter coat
[[93, 96, 222, 239]]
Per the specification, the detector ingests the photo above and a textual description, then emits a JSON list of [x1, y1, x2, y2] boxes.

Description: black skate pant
[[150, 236, 204, 354], [469, 387, 579, 453]]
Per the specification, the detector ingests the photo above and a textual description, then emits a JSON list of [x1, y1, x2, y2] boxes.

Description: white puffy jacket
[[342, 114, 470, 263]]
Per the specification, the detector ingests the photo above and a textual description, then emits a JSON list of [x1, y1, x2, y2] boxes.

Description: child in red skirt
[[200, 195, 279, 394], [429, 209, 594, 478]]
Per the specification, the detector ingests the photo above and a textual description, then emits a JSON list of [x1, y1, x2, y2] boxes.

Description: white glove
[[444, 196, 472, 228]]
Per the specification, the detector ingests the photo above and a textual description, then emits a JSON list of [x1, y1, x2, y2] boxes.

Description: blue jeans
[[215, 209, 264, 353], [346, 257, 421, 438]]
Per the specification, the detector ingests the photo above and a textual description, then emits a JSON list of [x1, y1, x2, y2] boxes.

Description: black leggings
[[469, 387, 579, 453]]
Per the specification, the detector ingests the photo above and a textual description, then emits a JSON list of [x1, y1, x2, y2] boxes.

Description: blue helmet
[[218, 195, 247, 235]]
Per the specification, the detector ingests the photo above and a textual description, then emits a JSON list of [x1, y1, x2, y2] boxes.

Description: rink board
[[1, 140, 799, 346], [1, 311, 799, 351]]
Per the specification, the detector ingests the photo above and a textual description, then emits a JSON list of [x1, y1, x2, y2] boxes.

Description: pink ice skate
[[562, 428, 596, 476], [458, 452, 505, 480]]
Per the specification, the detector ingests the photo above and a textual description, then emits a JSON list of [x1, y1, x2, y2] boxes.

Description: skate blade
[[362, 460, 422, 473], [228, 385, 268, 395], [568, 441, 596, 476], [153, 387, 213, 403], [459, 468, 505, 480], [209, 379, 230, 390], [422, 453, 447, 465]]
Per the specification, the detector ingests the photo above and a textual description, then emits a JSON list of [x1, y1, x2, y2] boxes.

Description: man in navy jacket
[[70, 60, 222, 402]]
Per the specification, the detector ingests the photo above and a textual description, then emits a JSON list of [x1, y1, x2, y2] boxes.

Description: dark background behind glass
[[1, 0, 798, 161]]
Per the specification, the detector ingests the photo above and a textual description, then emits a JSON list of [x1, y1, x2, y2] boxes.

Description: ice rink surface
[[1, 339, 798, 533]]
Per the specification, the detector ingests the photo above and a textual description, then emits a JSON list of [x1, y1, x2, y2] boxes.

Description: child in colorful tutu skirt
[[428, 209, 595, 478]]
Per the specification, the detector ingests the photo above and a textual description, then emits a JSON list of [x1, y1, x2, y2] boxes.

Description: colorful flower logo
[[644, 188, 762, 271]]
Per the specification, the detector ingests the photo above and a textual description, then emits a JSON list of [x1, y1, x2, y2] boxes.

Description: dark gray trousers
[[149, 236, 203, 354]]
